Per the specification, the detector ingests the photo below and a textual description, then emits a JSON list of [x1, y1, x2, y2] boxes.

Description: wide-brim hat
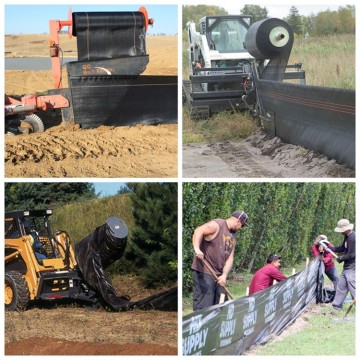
[[334, 219, 354, 233]]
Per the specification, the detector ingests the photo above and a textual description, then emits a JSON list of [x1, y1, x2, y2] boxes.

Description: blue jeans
[[326, 266, 339, 290]]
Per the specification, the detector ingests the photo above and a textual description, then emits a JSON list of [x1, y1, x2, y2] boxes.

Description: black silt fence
[[257, 80, 355, 169], [183, 258, 322, 355]]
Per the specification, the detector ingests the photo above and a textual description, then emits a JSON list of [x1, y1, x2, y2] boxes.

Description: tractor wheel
[[20, 114, 45, 134], [5, 271, 30, 311]]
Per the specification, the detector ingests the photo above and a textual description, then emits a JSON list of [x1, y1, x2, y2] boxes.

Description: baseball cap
[[232, 211, 249, 227], [267, 254, 281, 263]]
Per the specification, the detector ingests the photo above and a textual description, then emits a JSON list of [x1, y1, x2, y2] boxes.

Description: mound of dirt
[[246, 131, 355, 178], [183, 131, 354, 178], [5, 124, 177, 178]]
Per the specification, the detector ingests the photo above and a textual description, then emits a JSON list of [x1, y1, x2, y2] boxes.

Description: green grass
[[183, 107, 258, 144], [251, 303, 355, 355]]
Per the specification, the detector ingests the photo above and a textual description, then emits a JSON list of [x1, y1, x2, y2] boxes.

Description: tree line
[[182, 182, 355, 293], [183, 5, 355, 37], [5, 182, 177, 288]]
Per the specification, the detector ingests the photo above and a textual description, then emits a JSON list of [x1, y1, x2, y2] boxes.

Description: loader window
[[210, 20, 247, 53], [5, 219, 21, 239]]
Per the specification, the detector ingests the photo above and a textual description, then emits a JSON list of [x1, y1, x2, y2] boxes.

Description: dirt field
[[5, 275, 178, 355], [183, 131, 355, 178], [5, 35, 178, 178]]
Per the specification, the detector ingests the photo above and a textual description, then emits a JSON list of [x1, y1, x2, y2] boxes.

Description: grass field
[[182, 261, 356, 355]]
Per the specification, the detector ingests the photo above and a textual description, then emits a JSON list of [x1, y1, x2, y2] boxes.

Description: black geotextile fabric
[[75, 217, 130, 310], [183, 258, 320, 355], [68, 75, 178, 128], [257, 80, 355, 169], [75, 217, 177, 311], [72, 12, 146, 61], [245, 18, 294, 81]]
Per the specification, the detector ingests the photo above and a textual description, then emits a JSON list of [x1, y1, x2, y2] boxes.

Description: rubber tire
[[21, 114, 45, 133], [5, 271, 30, 311]]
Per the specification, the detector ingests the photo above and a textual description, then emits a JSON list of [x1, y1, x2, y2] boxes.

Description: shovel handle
[[200, 257, 234, 299], [343, 298, 356, 319]]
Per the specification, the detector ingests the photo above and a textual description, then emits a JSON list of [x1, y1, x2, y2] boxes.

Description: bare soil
[[5, 35, 178, 178], [183, 131, 354, 178], [5, 275, 177, 355]]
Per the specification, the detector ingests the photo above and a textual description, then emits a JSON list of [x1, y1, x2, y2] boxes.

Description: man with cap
[[311, 234, 339, 290], [248, 254, 287, 295], [191, 210, 249, 310], [331, 219, 356, 312]]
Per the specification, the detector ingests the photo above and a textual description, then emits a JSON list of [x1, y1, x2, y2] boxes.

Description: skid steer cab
[[5, 209, 97, 311]]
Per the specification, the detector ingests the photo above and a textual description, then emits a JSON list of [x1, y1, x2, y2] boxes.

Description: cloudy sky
[[188, 1, 353, 19]]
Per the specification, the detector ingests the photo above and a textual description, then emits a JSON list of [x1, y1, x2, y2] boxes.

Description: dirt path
[[183, 131, 355, 178], [5, 276, 177, 355], [5, 124, 177, 178]]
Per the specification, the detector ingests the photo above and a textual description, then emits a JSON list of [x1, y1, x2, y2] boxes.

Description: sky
[[4, 2, 353, 35], [4, 4, 178, 35], [92, 182, 126, 198], [185, 1, 352, 19]]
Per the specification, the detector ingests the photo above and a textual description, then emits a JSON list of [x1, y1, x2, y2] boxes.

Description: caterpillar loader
[[5, 209, 99, 311], [5, 209, 177, 311]]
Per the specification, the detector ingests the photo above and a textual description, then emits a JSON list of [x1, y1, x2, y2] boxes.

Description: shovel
[[331, 298, 356, 322], [199, 257, 234, 300]]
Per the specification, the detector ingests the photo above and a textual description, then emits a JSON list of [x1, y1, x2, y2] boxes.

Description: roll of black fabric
[[72, 12, 147, 61], [245, 18, 294, 81], [75, 217, 130, 310]]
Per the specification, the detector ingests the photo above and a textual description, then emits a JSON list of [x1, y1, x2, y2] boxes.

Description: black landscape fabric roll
[[72, 12, 146, 61], [75, 216, 131, 310], [245, 18, 294, 81], [75, 217, 178, 311]]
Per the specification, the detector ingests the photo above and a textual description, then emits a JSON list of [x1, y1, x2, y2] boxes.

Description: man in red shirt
[[249, 254, 287, 295]]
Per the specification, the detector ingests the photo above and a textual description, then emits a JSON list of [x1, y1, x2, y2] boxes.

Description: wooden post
[[246, 287, 249, 296], [292, 268, 296, 275], [306, 257, 309, 267]]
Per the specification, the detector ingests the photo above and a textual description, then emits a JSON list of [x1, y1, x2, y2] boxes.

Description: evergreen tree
[[286, 6, 303, 36], [240, 5, 268, 23], [127, 183, 178, 287], [5, 183, 96, 211]]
